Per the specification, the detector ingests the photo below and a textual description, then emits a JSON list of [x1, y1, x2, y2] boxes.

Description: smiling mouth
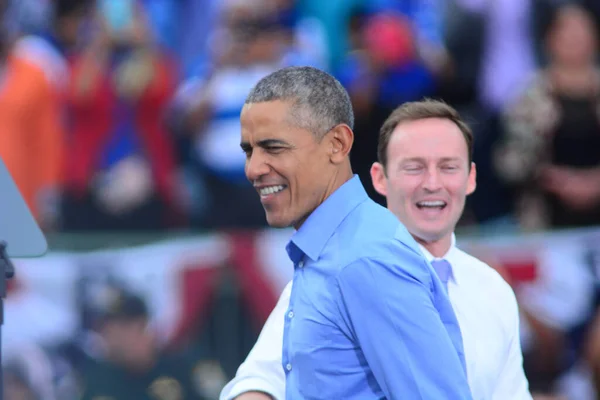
[[258, 185, 287, 196], [416, 200, 447, 210]]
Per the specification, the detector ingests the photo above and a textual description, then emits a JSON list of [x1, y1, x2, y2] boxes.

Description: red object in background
[[170, 262, 221, 347], [169, 233, 281, 346], [503, 260, 539, 283], [64, 53, 179, 208], [363, 13, 416, 67], [229, 233, 279, 330]]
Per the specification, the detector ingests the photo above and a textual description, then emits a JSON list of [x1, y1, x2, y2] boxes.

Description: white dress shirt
[[220, 235, 532, 400]]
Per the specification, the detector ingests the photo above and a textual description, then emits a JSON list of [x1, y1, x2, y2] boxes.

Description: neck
[[320, 162, 354, 204], [415, 234, 452, 258], [293, 164, 353, 230], [333, 163, 354, 190]]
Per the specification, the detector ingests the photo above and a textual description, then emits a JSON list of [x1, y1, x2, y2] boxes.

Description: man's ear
[[328, 124, 354, 164], [370, 162, 388, 197], [466, 162, 477, 195]]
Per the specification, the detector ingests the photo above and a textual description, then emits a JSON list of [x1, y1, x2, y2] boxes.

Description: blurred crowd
[[3, 274, 224, 400], [1, 0, 600, 399], [0, 0, 598, 234]]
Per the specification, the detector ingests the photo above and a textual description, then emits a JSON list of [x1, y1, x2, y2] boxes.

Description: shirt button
[[288, 310, 294, 319], [298, 261, 304, 268], [286, 363, 292, 371]]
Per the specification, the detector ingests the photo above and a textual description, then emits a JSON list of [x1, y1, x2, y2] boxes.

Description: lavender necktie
[[431, 259, 452, 293]]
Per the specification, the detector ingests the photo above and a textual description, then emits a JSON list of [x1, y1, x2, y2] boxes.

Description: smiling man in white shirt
[[220, 99, 532, 400]]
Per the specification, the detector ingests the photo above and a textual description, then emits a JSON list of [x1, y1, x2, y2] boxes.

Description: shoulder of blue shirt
[[289, 176, 430, 278]]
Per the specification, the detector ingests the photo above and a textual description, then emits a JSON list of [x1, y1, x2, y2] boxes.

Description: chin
[[413, 226, 447, 243], [266, 214, 292, 229]]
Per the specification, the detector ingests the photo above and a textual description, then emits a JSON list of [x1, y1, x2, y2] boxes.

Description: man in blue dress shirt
[[239, 66, 472, 399]]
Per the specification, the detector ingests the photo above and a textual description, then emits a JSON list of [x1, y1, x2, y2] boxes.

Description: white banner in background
[[3, 234, 231, 357], [3, 227, 599, 357]]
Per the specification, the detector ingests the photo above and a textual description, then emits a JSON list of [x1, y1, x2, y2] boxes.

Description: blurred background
[[0, 0, 599, 398]]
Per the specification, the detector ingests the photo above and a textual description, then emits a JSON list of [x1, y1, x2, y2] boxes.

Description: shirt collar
[[287, 175, 368, 263], [417, 233, 460, 285]]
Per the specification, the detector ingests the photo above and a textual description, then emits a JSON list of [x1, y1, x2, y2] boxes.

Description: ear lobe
[[370, 162, 388, 196]]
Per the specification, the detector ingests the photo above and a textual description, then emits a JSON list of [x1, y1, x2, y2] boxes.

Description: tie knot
[[431, 259, 452, 285]]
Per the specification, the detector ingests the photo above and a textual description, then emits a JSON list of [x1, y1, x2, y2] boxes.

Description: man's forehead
[[241, 112, 312, 145], [390, 120, 466, 150], [240, 123, 283, 144], [389, 136, 468, 163], [392, 118, 460, 138], [242, 100, 293, 118]]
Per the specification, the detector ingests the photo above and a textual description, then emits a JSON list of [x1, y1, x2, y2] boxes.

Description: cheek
[[390, 178, 418, 200], [446, 180, 471, 203], [387, 180, 417, 211], [292, 153, 326, 190]]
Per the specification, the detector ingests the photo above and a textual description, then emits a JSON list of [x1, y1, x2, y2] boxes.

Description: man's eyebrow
[[400, 157, 426, 164], [240, 142, 251, 152], [438, 157, 462, 163], [400, 156, 463, 163], [256, 139, 291, 147], [240, 139, 291, 152]]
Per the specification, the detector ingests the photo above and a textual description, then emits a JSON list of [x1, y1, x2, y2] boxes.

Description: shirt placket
[[282, 257, 304, 376]]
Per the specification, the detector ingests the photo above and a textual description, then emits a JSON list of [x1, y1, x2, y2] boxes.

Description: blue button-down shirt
[[282, 175, 472, 399]]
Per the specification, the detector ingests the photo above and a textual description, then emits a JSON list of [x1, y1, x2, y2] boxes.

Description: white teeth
[[259, 185, 285, 196], [417, 201, 446, 207]]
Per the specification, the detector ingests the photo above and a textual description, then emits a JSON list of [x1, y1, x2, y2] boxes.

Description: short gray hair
[[245, 66, 354, 137]]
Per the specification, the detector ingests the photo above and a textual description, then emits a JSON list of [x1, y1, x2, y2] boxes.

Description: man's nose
[[422, 168, 442, 191], [245, 152, 271, 182]]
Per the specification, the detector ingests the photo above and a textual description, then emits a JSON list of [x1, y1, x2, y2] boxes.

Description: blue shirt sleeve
[[334, 246, 473, 399]]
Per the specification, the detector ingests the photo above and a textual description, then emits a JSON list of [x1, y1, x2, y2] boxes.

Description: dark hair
[[378, 99, 474, 170], [245, 66, 354, 137]]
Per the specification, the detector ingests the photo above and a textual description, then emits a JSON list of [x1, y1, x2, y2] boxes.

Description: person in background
[[79, 286, 210, 400], [169, 1, 289, 229], [61, 0, 181, 231], [492, 6, 600, 397], [0, 0, 91, 230], [495, 3, 600, 231]]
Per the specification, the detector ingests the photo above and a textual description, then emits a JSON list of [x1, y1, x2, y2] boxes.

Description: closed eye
[[266, 146, 286, 154], [403, 166, 424, 173], [441, 165, 459, 171]]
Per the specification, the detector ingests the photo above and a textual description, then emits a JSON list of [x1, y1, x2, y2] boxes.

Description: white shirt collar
[[417, 233, 460, 285]]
